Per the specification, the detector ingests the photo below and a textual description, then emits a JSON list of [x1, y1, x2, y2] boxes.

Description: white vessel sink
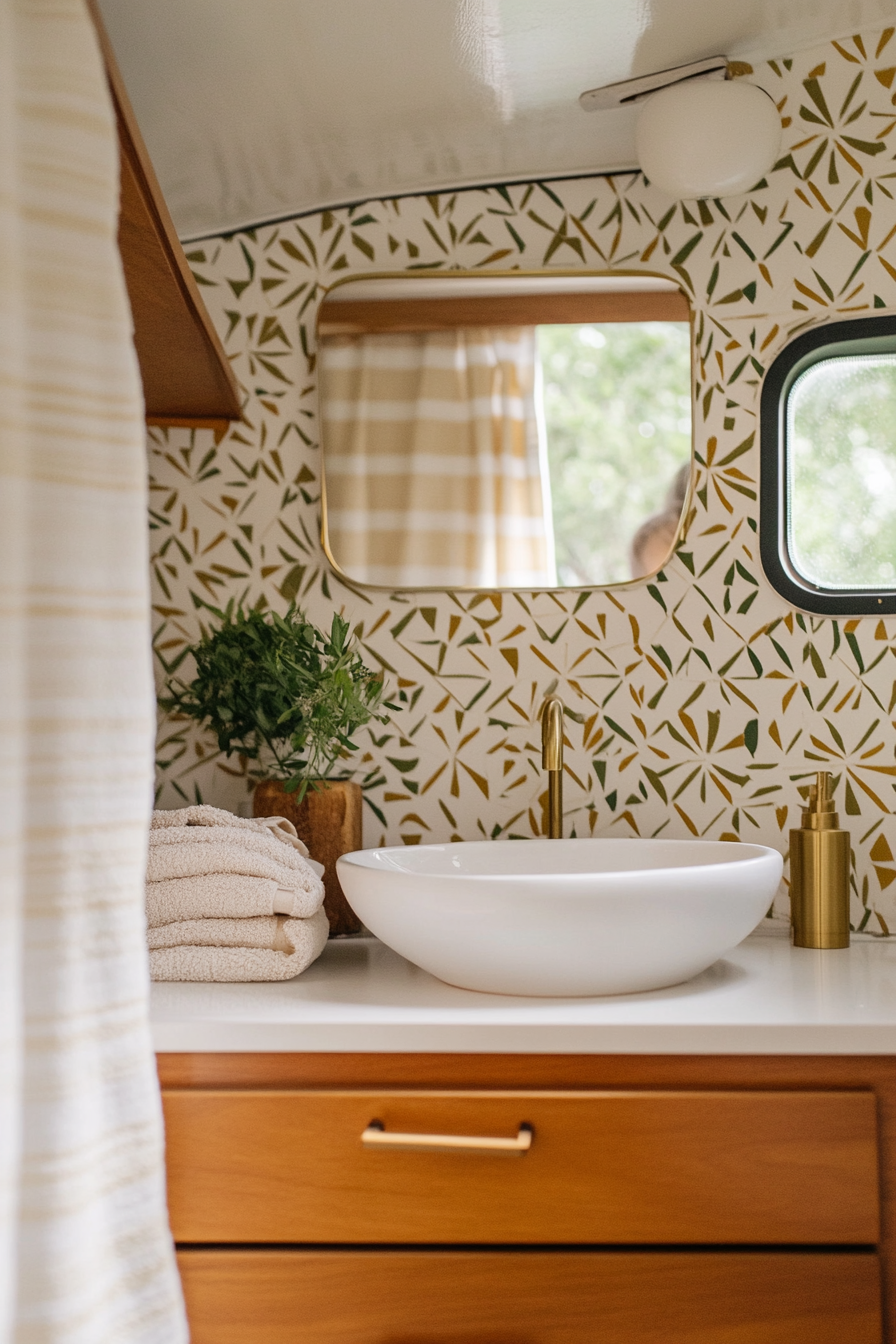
[[337, 838, 783, 997]]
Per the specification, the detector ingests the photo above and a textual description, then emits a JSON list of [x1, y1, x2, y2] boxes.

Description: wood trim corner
[[318, 288, 691, 336], [85, 0, 242, 426]]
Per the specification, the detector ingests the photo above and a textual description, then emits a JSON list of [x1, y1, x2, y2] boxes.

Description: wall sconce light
[[581, 58, 782, 201], [635, 79, 781, 199]]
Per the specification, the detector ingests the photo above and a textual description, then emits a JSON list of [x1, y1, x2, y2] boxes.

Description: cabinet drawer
[[177, 1248, 882, 1344], [163, 1088, 879, 1244]]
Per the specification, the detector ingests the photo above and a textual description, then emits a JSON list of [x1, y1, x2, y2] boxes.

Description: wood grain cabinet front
[[162, 1087, 879, 1245], [177, 1248, 883, 1344]]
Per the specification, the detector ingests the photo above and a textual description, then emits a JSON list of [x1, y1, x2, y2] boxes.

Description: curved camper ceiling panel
[[98, 0, 896, 241]]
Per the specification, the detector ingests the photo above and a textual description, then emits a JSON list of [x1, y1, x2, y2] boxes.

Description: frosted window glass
[[788, 354, 896, 589]]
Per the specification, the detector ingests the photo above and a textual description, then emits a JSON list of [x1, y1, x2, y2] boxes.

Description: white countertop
[[150, 924, 896, 1056]]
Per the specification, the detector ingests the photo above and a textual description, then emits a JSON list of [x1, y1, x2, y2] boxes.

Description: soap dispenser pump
[[789, 771, 851, 949]]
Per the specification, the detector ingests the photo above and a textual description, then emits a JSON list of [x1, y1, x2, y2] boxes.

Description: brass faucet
[[541, 695, 564, 839]]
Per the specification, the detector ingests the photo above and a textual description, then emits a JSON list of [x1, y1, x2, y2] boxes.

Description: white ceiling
[[98, 0, 896, 241]]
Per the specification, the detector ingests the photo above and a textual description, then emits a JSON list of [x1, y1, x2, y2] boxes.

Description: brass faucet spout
[[541, 695, 564, 839]]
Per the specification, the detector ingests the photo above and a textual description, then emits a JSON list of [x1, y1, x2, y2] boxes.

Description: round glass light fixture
[[635, 79, 782, 199]]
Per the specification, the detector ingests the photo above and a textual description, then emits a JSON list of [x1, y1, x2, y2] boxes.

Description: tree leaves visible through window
[[789, 355, 896, 589]]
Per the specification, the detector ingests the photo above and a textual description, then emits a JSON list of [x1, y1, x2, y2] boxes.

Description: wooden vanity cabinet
[[159, 1052, 894, 1344]]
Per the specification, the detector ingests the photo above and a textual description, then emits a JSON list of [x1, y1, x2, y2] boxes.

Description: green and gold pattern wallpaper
[[151, 28, 896, 933]]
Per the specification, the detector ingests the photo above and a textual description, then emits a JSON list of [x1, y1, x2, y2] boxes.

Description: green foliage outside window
[[789, 355, 896, 589]]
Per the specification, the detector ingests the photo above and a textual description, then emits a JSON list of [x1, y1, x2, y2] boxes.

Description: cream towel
[[146, 873, 321, 927], [147, 829, 324, 898], [149, 907, 329, 982], [151, 804, 309, 855], [148, 914, 312, 950]]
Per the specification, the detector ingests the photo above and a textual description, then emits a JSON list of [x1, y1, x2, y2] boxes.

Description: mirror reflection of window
[[537, 322, 692, 584], [318, 277, 692, 590]]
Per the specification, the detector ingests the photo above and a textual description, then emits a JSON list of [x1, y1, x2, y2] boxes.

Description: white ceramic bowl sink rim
[[341, 837, 775, 885], [337, 838, 783, 998]]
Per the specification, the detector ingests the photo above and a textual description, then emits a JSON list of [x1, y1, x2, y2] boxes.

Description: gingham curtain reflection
[[0, 1, 186, 1339], [321, 327, 556, 588]]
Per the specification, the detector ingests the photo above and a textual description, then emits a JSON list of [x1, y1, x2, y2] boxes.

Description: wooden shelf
[[87, 0, 241, 429]]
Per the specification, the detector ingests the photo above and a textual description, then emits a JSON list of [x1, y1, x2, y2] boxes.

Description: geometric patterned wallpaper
[[151, 28, 896, 934]]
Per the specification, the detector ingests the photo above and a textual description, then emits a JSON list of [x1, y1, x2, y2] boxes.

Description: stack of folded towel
[[146, 804, 329, 982]]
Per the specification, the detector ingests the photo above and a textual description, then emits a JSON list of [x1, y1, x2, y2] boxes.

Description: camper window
[[760, 315, 896, 616]]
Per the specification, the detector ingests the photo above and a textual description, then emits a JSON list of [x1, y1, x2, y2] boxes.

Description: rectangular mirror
[[318, 273, 692, 591]]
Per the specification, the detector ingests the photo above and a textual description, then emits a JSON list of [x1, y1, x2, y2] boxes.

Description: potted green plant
[[160, 599, 393, 934]]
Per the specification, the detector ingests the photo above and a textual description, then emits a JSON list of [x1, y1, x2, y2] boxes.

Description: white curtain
[[321, 327, 556, 588], [0, 2, 186, 1341]]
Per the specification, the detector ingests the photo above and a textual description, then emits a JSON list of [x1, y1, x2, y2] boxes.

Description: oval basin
[[337, 838, 783, 997]]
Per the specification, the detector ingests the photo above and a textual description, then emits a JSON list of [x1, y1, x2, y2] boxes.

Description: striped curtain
[[0, 2, 186, 1340], [321, 328, 556, 588]]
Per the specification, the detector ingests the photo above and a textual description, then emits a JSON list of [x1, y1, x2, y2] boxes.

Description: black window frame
[[760, 313, 896, 616]]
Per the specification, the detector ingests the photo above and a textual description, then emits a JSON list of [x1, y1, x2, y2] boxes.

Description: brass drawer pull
[[362, 1120, 533, 1155]]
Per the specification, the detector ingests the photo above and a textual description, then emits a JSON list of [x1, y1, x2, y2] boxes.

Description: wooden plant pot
[[253, 779, 363, 937]]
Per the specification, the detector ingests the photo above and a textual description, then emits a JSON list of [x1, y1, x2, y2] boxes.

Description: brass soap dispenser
[[789, 771, 851, 949]]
